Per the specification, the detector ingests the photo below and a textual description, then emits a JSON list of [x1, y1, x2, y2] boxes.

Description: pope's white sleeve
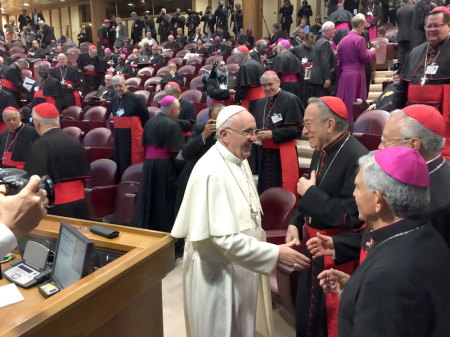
[[210, 233, 279, 275], [0, 222, 18, 258]]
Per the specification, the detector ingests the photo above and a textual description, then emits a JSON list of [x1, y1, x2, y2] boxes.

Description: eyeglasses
[[425, 23, 446, 29], [225, 127, 260, 137], [380, 136, 411, 145]]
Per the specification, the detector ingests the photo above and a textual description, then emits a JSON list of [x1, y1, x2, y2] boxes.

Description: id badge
[[425, 65, 438, 75], [271, 113, 283, 123], [219, 84, 227, 90], [61, 79, 65, 84], [34, 86, 39, 91], [116, 108, 125, 116], [302, 57, 308, 64]]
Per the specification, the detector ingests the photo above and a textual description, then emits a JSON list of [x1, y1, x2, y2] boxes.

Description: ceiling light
[[23, 3, 30, 6], [128, 3, 134, 6]]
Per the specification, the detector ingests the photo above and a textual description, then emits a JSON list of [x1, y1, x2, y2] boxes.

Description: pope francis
[[171, 105, 309, 337]]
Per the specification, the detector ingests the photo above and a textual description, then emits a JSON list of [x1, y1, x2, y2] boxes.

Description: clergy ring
[[293, 263, 299, 269]]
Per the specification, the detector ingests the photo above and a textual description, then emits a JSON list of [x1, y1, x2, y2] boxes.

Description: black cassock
[[290, 133, 367, 337], [0, 124, 39, 169], [24, 128, 90, 219], [131, 112, 184, 231], [339, 218, 450, 337], [175, 122, 216, 213], [177, 99, 196, 139], [77, 53, 106, 96], [0, 89, 19, 118], [234, 57, 265, 108], [111, 91, 149, 176], [271, 51, 304, 99], [50, 65, 82, 109], [250, 90, 303, 195], [29, 76, 62, 112], [2, 63, 28, 105]]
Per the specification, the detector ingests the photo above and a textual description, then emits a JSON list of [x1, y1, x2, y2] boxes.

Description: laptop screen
[[52, 222, 94, 289]]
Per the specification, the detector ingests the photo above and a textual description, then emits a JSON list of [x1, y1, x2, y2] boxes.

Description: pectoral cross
[[420, 76, 427, 86]]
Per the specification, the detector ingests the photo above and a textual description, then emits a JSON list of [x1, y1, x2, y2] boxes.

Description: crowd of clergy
[[0, 1, 449, 336]]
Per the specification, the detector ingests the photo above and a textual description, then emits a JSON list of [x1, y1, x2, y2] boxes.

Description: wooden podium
[[0, 215, 175, 337]]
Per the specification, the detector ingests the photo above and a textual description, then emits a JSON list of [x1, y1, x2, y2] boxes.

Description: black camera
[[0, 168, 55, 207], [187, 9, 203, 16]]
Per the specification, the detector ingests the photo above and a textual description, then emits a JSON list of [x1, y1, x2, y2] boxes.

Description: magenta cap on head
[[374, 147, 430, 187], [119, 54, 126, 59], [279, 39, 290, 48], [161, 95, 176, 107]]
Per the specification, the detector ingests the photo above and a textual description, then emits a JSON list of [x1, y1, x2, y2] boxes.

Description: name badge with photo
[[302, 57, 308, 64], [425, 65, 438, 75], [116, 108, 125, 116], [271, 113, 283, 123], [219, 84, 227, 90]]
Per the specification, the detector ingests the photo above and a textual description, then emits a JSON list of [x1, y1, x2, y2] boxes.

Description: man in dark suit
[[31, 8, 44, 29], [130, 12, 145, 45], [84, 24, 93, 43], [396, 0, 416, 62], [18, 9, 31, 31], [309, 21, 337, 97], [38, 21, 55, 48]]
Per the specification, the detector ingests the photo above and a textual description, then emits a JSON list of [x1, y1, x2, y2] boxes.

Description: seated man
[[367, 66, 401, 112], [0, 106, 39, 169], [138, 32, 157, 48], [113, 54, 134, 76], [149, 45, 165, 65], [0, 88, 19, 133], [83, 73, 115, 112], [175, 28, 187, 45], [27, 39, 46, 61], [165, 34, 181, 50], [188, 26, 203, 43], [155, 62, 185, 92], [318, 147, 450, 337], [141, 42, 152, 57]]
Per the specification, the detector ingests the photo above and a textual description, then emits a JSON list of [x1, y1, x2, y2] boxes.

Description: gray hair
[[15, 58, 29, 69], [391, 109, 446, 157], [165, 84, 181, 95], [359, 151, 430, 217], [32, 110, 60, 127], [351, 13, 367, 29], [321, 21, 335, 32], [308, 97, 348, 132], [112, 75, 126, 85], [260, 71, 279, 83]]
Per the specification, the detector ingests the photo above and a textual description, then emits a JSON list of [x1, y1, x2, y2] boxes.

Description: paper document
[[23, 77, 36, 91], [0, 283, 24, 308]]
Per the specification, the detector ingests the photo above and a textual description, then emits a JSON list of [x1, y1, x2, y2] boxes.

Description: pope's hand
[[278, 240, 311, 270]]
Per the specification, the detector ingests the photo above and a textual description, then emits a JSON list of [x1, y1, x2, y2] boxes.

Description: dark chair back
[[83, 127, 113, 147], [353, 109, 390, 135]]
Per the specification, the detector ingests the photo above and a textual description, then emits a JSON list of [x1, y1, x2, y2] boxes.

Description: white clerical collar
[[216, 141, 243, 165]]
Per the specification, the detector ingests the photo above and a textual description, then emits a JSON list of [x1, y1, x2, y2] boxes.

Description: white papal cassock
[[171, 142, 279, 337]]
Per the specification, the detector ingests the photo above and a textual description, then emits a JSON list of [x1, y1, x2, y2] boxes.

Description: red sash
[[145, 146, 175, 159], [241, 86, 265, 110], [64, 80, 82, 107], [2, 79, 20, 93], [54, 180, 85, 205], [2, 152, 24, 169], [85, 70, 100, 76], [408, 84, 450, 158], [280, 73, 298, 82], [261, 138, 299, 195], [366, 17, 377, 40], [34, 89, 56, 105], [306, 225, 359, 337], [182, 131, 192, 137], [114, 116, 144, 164]]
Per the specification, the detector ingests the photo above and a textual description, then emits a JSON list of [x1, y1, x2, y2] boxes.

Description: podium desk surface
[[0, 215, 175, 337]]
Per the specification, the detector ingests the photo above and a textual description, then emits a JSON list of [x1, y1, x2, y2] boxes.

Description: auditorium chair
[[167, 57, 183, 68], [176, 49, 190, 58], [9, 46, 26, 54], [384, 28, 398, 42], [83, 106, 108, 131], [151, 91, 166, 107], [84, 159, 118, 219], [185, 56, 203, 72], [161, 50, 174, 58], [147, 106, 159, 118], [137, 67, 154, 84], [156, 66, 171, 77], [135, 90, 151, 106], [125, 77, 142, 92], [83, 127, 113, 163], [205, 55, 223, 65], [371, 37, 389, 67], [189, 75, 205, 91], [376, 23, 395, 37], [66, 47, 81, 66], [143, 77, 161, 96], [183, 43, 196, 51], [62, 106, 83, 121], [112, 163, 143, 226], [181, 89, 202, 103], [351, 101, 368, 126], [178, 65, 196, 86], [11, 52, 28, 61], [196, 108, 209, 123], [225, 54, 238, 65], [199, 64, 213, 75], [352, 133, 382, 151], [62, 126, 84, 142], [353, 109, 390, 135], [260, 187, 298, 312], [82, 91, 99, 108]]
